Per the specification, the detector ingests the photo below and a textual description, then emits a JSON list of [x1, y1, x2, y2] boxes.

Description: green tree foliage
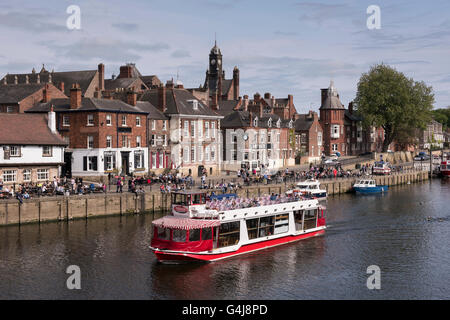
[[431, 107, 450, 130], [354, 64, 434, 151]]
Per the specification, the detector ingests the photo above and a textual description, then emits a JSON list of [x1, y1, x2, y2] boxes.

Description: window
[[205, 146, 210, 161], [63, 115, 70, 126], [134, 151, 144, 169], [191, 121, 195, 138], [198, 120, 203, 138], [217, 221, 240, 248], [152, 152, 157, 169], [304, 209, 318, 230], [106, 136, 112, 148], [83, 156, 97, 171], [43, 146, 52, 156], [184, 121, 189, 137], [162, 120, 167, 131], [205, 121, 210, 138], [268, 134, 271, 143], [136, 136, 141, 147], [87, 114, 94, 126], [189, 229, 201, 242], [274, 214, 289, 234], [106, 114, 112, 126], [2, 170, 17, 182], [87, 136, 94, 149], [211, 122, 216, 138], [64, 136, 70, 145], [151, 134, 156, 146], [104, 152, 116, 171], [136, 116, 141, 127], [23, 169, 31, 182], [184, 146, 189, 163], [191, 146, 195, 162], [10, 146, 20, 157], [331, 125, 340, 138], [121, 115, 127, 127], [201, 228, 212, 240], [198, 146, 203, 162], [211, 146, 215, 161], [172, 229, 187, 242], [332, 144, 338, 152], [37, 169, 49, 181], [232, 150, 237, 161], [253, 117, 258, 127], [318, 132, 322, 146], [6, 106, 14, 113], [268, 118, 272, 127], [163, 135, 167, 146], [152, 120, 156, 130], [159, 152, 164, 168], [157, 227, 170, 241], [122, 136, 127, 148]]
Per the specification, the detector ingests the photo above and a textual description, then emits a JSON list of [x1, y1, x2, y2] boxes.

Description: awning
[[152, 216, 221, 230]]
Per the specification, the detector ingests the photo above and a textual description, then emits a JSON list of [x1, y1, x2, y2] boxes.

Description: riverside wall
[[0, 170, 429, 226]]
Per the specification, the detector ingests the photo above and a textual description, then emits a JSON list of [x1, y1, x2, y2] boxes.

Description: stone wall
[[0, 171, 429, 226]]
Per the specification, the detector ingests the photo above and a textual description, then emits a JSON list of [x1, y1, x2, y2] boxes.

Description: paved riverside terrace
[[0, 169, 430, 226]]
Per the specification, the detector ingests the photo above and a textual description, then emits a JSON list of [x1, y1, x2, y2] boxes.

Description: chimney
[[259, 104, 263, 118], [211, 93, 219, 110], [43, 84, 50, 103], [249, 112, 253, 127], [166, 79, 174, 89], [243, 95, 249, 111], [233, 66, 239, 100], [127, 88, 137, 106], [25, 75, 29, 84], [264, 92, 271, 99], [321, 88, 328, 106], [119, 65, 132, 78], [348, 101, 353, 114], [70, 83, 82, 109], [158, 86, 167, 112], [98, 63, 105, 91], [59, 82, 64, 93], [48, 106, 56, 134], [234, 96, 242, 110], [254, 92, 261, 102]]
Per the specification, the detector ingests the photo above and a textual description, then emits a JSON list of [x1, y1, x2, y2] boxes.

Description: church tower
[[206, 41, 223, 98]]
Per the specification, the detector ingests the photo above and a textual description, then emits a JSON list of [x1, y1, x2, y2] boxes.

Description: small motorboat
[[353, 179, 388, 194]]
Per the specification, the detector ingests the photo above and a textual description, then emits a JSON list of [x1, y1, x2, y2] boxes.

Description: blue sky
[[0, 0, 449, 113]]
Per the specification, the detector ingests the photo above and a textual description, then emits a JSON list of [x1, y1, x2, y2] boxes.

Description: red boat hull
[[152, 229, 325, 263]]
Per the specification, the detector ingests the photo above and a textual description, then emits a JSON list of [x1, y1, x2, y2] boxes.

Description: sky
[[0, 0, 449, 113]]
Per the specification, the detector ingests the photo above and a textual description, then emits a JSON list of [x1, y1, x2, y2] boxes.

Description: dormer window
[[253, 117, 258, 127], [268, 118, 272, 127], [288, 120, 293, 129], [188, 99, 199, 110], [276, 119, 281, 128]]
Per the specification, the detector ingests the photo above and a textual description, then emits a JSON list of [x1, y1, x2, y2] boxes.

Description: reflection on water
[[0, 180, 449, 299]]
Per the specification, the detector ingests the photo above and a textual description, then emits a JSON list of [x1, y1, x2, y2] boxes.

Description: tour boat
[[150, 191, 326, 263], [372, 161, 391, 175], [353, 179, 388, 194], [440, 160, 450, 177], [286, 179, 327, 200]]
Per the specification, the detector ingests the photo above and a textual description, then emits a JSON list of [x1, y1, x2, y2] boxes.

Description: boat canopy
[[152, 216, 221, 230]]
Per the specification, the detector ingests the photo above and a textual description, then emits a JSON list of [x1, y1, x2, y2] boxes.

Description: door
[[121, 152, 130, 175], [62, 152, 72, 178]]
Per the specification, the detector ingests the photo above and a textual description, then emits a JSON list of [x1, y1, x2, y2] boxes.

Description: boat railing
[[205, 194, 308, 212]]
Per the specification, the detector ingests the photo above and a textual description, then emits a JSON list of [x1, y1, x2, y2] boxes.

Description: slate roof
[[294, 117, 314, 131], [140, 75, 162, 88], [2, 70, 98, 97], [136, 101, 168, 120], [345, 110, 362, 121], [221, 79, 233, 95], [104, 78, 141, 91], [216, 100, 240, 116], [26, 97, 148, 115], [0, 83, 46, 104], [140, 88, 222, 117], [221, 110, 285, 128], [0, 113, 67, 146]]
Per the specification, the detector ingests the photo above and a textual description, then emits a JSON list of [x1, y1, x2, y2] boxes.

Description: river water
[[1, 179, 449, 300]]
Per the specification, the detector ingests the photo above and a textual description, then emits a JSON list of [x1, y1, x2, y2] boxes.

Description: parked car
[[414, 152, 430, 161]]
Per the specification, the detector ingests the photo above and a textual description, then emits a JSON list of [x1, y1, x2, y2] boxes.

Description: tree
[[354, 64, 434, 151], [432, 107, 450, 130]]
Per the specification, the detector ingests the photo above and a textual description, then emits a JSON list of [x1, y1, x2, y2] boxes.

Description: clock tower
[[206, 41, 223, 97]]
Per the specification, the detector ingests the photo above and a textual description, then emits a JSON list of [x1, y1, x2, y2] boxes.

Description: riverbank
[[0, 170, 430, 226]]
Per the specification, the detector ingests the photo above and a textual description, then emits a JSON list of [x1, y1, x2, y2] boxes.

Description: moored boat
[[440, 160, 450, 177], [150, 191, 326, 263], [286, 179, 327, 200], [372, 161, 391, 175], [353, 179, 388, 194]]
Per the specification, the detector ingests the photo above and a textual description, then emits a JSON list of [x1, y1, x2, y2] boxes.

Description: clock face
[[217, 59, 221, 65], [243, 134, 248, 141], [211, 59, 216, 65]]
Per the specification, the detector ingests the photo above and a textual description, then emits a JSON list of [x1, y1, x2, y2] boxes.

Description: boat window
[[192, 193, 205, 205], [172, 229, 187, 242], [201, 228, 212, 240], [370, 181, 375, 185], [304, 209, 318, 230], [157, 227, 170, 240], [172, 193, 188, 205], [246, 218, 259, 240], [218, 221, 240, 248], [274, 214, 289, 235], [189, 229, 201, 242], [258, 216, 275, 237], [294, 210, 303, 231]]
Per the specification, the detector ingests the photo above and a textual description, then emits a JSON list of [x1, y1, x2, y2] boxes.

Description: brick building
[[27, 84, 149, 179], [294, 111, 323, 163], [140, 80, 223, 177], [0, 83, 66, 113]]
